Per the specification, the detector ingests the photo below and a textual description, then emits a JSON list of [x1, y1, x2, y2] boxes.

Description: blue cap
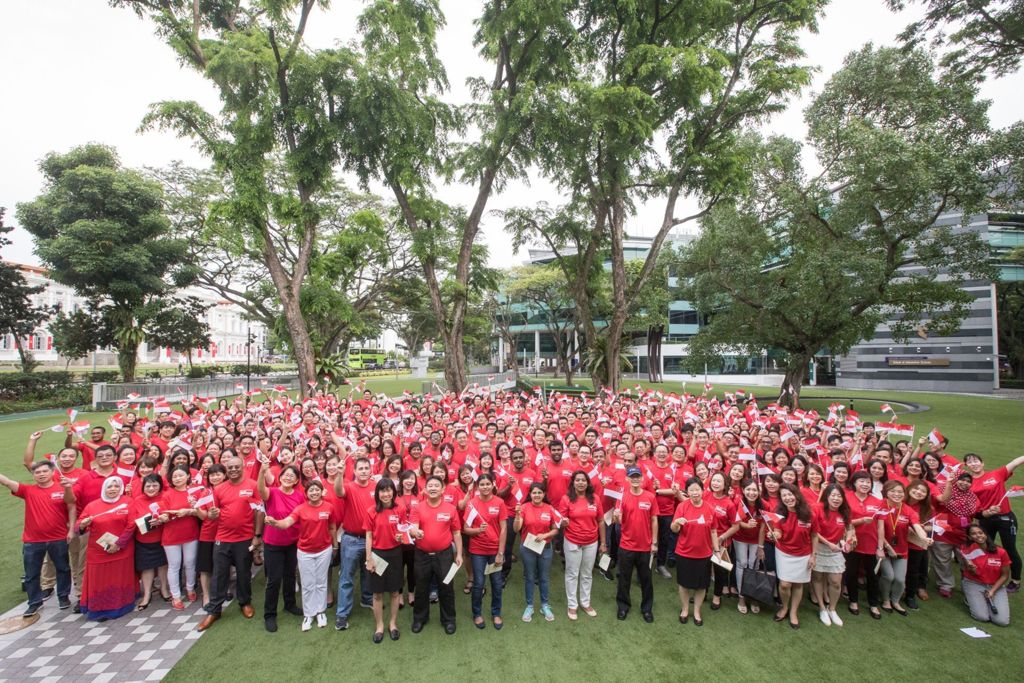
[[626, 466, 643, 478]]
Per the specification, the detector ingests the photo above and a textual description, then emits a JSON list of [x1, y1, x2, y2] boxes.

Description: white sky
[[1, 0, 1021, 270]]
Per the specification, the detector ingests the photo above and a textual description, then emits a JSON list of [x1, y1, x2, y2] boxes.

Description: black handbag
[[740, 560, 777, 604]]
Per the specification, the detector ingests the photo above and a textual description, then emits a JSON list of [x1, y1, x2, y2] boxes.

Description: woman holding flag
[[558, 470, 605, 620], [876, 480, 931, 616], [811, 484, 854, 626], [733, 479, 765, 615], [77, 476, 136, 621], [959, 524, 1011, 626], [131, 473, 168, 610], [769, 484, 818, 629], [158, 466, 201, 610], [364, 479, 405, 642], [964, 453, 1024, 593], [463, 473, 509, 629], [513, 482, 560, 622], [671, 478, 724, 626]]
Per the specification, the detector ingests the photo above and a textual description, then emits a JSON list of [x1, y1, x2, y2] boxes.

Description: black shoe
[[40, 588, 54, 602], [694, 617, 703, 627], [710, 600, 721, 611], [679, 614, 688, 624], [893, 605, 908, 617], [265, 617, 278, 633], [372, 631, 384, 644], [870, 609, 882, 620], [617, 609, 628, 620], [642, 612, 654, 623], [906, 596, 919, 611], [72, 602, 81, 614], [285, 605, 304, 616], [444, 623, 456, 635], [360, 599, 374, 609], [390, 628, 400, 641], [23, 603, 41, 618], [411, 621, 424, 634], [334, 617, 349, 631], [599, 568, 615, 582], [58, 596, 71, 610], [429, 591, 439, 604], [474, 618, 486, 630], [790, 620, 800, 630]]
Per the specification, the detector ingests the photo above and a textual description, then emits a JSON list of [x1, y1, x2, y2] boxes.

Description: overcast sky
[[2, 0, 1021, 270]]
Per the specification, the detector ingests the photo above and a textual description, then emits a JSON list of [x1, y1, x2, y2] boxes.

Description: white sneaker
[[656, 565, 672, 579], [316, 612, 327, 628], [301, 617, 313, 632], [828, 610, 844, 626], [819, 609, 832, 626]]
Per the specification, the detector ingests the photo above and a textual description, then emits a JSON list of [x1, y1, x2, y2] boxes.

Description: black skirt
[[135, 541, 167, 571], [676, 555, 712, 590], [367, 546, 404, 594], [196, 540, 215, 574]]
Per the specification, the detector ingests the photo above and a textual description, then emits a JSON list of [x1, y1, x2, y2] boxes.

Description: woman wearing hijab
[[77, 476, 136, 621]]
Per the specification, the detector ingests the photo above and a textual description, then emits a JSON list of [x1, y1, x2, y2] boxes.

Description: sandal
[[464, 580, 473, 595], [750, 603, 760, 614], [737, 602, 748, 615], [137, 598, 152, 611]]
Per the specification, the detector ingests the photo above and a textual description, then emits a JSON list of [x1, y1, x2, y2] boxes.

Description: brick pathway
[[0, 597, 208, 682]]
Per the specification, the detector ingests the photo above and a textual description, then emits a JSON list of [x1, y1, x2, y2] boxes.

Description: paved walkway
[[0, 597, 207, 682]]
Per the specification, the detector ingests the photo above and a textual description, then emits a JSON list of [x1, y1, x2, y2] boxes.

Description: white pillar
[[498, 335, 505, 373], [534, 330, 541, 371]]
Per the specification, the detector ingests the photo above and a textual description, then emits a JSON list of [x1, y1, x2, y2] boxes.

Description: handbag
[[740, 560, 777, 605]]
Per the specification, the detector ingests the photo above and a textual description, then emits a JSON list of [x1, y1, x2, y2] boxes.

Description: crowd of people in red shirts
[[3, 383, 1020, 640]]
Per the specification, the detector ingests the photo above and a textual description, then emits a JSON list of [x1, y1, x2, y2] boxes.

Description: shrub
[[228, 364, 270, 376], [0, 372, 77, 400]]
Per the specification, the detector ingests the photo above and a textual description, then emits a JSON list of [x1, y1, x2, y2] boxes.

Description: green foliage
[[0, 208, 52, 373], [0, 371, 79, 400], [682, 46, 997, 401], [49, 308, 100, 367], [227, 364, 270, 376], [145, 296, 213, 366]]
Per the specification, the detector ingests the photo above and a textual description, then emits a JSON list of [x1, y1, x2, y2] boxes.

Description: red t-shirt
[[733, 500, 764, 545], [340, 480, 375, 534], [501, 467, 538, 514], [159, 488, 201, 545], [75, 440, 110, 470], [131, 495, 164, 544], [287, 502, 335, 553], [775, 511, 818, 556], [366, 503, 406, 551], [961, 543, 1010, 585], [558, 494, 602, 546], [616, 489, 657, 552], [410, 500, 461, 552], [518, 502, 557, 539], [672, 499, 715, 559], [213, 478, 261, 543], [846, 491, 883, 555], [542, 460, 575, 508], [463, 496, 508, 555], [971, 467, 1012, 514], [814, 503, 847, 545], [72, 469, 111, 516], [13, 483, 69, 542], [881, 503, 920, 558], [648, 461, 680, 516], [707, 494, 739, 545]]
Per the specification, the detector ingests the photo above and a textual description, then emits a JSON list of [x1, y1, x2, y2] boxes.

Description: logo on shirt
[[587, 504, 597, 512], [488, 506, 501, 515], [540, 513, 551, 522], [638, 502, 651, 511], [50, 492, 64, 501], [982, 477, 997, 487], [388, 514, 400, 524], [798, 521, 811, 528], [240, 489, 254, 497], [318, 511, 331, 520], [437, 513, 451, 522]]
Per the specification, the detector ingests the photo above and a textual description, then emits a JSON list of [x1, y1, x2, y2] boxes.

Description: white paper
[[603, 509, 615, 526], [960, 626, 991, 638], [370, 552, 389, 576], [441, 560, 460, 585], [95, 532, 119, 549], [483, 562, 501, 575], [598, 554, 611, 571], [523, 533, 547, 554], [711, 554, 734, 571]]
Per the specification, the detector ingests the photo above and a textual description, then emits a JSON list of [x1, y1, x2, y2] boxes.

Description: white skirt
[[775, 548, 812, 583], [814, 546, 846, 574]]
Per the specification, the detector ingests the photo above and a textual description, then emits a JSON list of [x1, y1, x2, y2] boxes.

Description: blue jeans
[[335, 533, 371, 618], [520, 541, 553, 608], [24, 540, 71, 607], [470, 552, 504, 618]]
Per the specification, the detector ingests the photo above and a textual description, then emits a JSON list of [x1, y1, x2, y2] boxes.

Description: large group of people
[[4, 382, 1020, 640]]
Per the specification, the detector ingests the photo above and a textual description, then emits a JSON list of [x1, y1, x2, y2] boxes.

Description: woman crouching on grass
[[959, 524, 1011, 626]]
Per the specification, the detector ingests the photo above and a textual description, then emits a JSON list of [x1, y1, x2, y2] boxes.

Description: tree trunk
[[603, 191, 629, 394], [13, 336, 33, 373], [118, 343, 138, 383], [279, 293, 316, 396], [443, 326, 468, 394], [780, 353, 811, 409]]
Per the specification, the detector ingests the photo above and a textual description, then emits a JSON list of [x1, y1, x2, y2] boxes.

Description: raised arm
[[0, 471, 20, 494], [24, 431, 44, 471], [1005, 455, 1024, 475]]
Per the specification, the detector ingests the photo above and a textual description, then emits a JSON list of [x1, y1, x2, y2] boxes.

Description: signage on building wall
[[885, 356, 951, 367]]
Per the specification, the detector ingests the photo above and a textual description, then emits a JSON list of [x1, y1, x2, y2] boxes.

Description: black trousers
[[844, 552, 880, 607], [616, 549, 653, 614], [979, 513, 1021, 581], [905, 547, 929, 597], [413, 547, 456, 628], [402, 544, 416, 593], [206, 539, 253, 615], [263, 542, 298, 619]]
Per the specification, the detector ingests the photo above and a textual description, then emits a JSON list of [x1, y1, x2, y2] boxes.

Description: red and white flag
[[879, 403, 893, 415], [1001, 485, 1024, 502], [928, 429, 945, 446]]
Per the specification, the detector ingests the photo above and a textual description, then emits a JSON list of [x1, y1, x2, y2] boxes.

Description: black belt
[[344, 532, 366, 539]]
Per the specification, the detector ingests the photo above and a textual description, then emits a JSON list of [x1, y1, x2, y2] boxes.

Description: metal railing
[[421, 372, 518, 396], [92, 375, 300, 408]]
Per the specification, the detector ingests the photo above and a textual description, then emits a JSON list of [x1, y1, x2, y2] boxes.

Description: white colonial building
[[0, 261, 268, 368]]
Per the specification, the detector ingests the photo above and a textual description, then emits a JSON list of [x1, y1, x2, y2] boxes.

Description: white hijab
[[100, 475, 125, 504]]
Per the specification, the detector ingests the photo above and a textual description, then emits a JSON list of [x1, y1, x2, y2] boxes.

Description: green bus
[[347, 347, 387, 370]]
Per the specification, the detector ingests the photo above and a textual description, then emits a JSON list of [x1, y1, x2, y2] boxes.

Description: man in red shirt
[[1, 461, 76, 616], [499, 448, 537, 580], [613, 466, 658, 622], [64, 425, 109, 471], [333, 456, 375, 630], [409, 475, 463, 635], [648, 444, 681, 577], [198, 454, 264, 631]]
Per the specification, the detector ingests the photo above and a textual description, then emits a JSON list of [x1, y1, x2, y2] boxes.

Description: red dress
[[79, 498, 137, 620]]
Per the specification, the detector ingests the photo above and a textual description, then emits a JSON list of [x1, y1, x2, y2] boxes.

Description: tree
[[681, 46, 996, 406], [522, 0, 826, 392], [0, 208, 50, 372], [505, 264, 582, 385], [889, 0, 1024, 78], [50, 307, 100, 370], [114, 0, 346, 395], [145, 296, 213, 369], [387, 277, 440, 362], [341, 0, 580, 393], [16, 145, 192, 380]]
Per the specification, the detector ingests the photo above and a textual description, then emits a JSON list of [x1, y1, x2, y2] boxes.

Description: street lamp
[[245, 323, 256, 392]]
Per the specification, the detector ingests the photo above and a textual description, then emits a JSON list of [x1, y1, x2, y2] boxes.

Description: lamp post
[[245, 323, 254, 392]]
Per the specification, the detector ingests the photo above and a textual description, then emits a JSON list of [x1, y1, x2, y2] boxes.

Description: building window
[[669, 310, 700, 326]]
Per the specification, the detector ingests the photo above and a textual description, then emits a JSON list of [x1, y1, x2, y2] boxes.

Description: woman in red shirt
[[463, 473, 510, 628], [770, 484, 818, 629], [266, 480, 338, 632], [811, 484, 854, 627], [159, 466, 202, 610], [845, 471, 884, 618], [959, 524, 1011, 626], [365, 479, 406, 643], [196, 464, 225, 608], [77, 476, 136, 621], [513, 482, 559, 623], [131, 473, 168, 610], [733, 479, 765, 615], [671, 478, 724, 626], [557, 470, 605, 620], [965, 453, 1024, 593], [397, 470, 419, 607], [706, 472, 739, 609], [875, 480, 930, 616]]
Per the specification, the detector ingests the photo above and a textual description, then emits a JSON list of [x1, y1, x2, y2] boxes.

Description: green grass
[[0, 386, 1021, 681]]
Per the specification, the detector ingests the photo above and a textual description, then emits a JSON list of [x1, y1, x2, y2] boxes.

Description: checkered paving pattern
[[0, 599, 207, 683]]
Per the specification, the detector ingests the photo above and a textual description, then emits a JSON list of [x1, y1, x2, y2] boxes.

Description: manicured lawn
[[0, 385, 1020, 681]]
